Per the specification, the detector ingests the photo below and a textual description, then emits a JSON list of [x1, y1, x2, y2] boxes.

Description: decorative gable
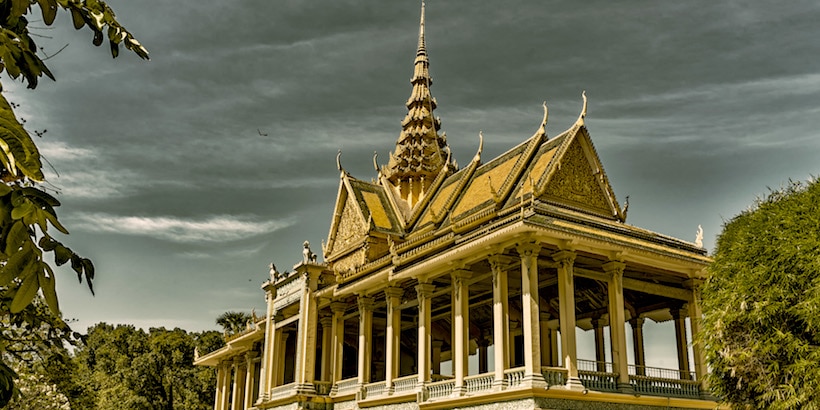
[[325, 182, 368, 260]]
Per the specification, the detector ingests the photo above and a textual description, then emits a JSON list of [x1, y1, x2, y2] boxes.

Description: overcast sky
[[6, 1, 820, 367]]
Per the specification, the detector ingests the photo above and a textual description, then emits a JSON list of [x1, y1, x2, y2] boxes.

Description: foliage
[[215, 311, 252, 336], [73, 323, 221, 410], [0, 0, 149, 404], [702, 179, 820, 409]]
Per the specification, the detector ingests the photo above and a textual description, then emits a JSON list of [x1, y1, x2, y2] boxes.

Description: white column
[[214, 361, 226, 410], [384, 287, 403, 394], [357, 295, 374, 387], [220, 360, 232, 410], [294, 270, 320, 393], [329, 302, 347, 395], [318, 315, 333, 383], [629, 317, 646, 376], [553, 250, 583, 390], [244, 351, 258, 409], [686, 278, 708, 393], [451, 269, 471, 396], [258, 289, 276, 399], [489, 255, 511, 389], [517, 243, 545, 388], [416, 281, 436, 385], [604, 260, 630, 391], [592, 316, 606, 372], [672, 308, 691, 380], [230, 358, 244, 410]]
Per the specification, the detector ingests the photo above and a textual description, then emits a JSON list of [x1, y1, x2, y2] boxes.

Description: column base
[[450, 385, 467, 397], [294, 383, 317, 395], [616, 382, 634, 394], [564, 377, 585, 391], [416, 385, 429, 403], [522, 374, 547, 389], [492, 378, 508, 391]]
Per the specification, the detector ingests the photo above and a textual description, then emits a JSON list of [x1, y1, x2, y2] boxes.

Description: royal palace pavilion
[[195, 4, 719, 409]]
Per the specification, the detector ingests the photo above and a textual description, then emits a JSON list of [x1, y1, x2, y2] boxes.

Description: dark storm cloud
[[4, 0, 819, 332]]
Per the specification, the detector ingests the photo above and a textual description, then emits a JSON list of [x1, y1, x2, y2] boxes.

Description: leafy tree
[[0, 0, 148, 403], [702, 179, 820, 409], [215, 311, 252, 336], [74, 323, 219, 410]]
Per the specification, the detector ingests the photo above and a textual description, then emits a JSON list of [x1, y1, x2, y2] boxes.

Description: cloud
[[70, 213, 295, 243]]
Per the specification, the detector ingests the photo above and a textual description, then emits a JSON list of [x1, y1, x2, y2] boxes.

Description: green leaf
[[21, 186, 60, 206], [38, 235, 58, 251], [1, 245, 33, 285], [71, 8, 86, 30], [37, 0, 59, 25], [10, 271, 39, 313], [0, 184, 11, 197], [54, 244, 71, 266], [42, 208, 69, 234], [39, 263, 60, 316], [11, 199, 35, 220], [5, 220, 28, 254]]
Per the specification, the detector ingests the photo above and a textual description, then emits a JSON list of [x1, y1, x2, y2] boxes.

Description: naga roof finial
[[336, 149, 344, 174], [532, 101, 549, 139], [372, 151, 379, 173], [576, 91, 588, 126], [474, 131, 484, 162]]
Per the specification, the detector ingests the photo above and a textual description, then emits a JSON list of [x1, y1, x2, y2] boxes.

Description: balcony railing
[[333, 377, 359, 396], [268, 382, 296, 401], [504, 367, 525, 388], [314, 381, 332, 396], [577, 359, 618, 392], [363, 381, 386, 399], [426, 378, 455, 399], [628, 364, 700, 399], [541, 366, 567, 387], [465, 372, 494, 393], [393, 374, 418, 393]]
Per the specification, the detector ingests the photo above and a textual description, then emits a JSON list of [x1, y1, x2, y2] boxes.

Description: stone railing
[[393, 375, 418, 393], [363, 381, 386, 399], [465, 372, 494, 393], [578, 359, 618, 392], [268, 382, 296, 401], [504, 367, 525, 388], [541, 366, 567, 387], [333, 377, 360, 396], [426, 378, 455, 399]]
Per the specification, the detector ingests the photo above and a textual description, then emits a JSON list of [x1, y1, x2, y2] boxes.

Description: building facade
[[196, 4, 719, 409]]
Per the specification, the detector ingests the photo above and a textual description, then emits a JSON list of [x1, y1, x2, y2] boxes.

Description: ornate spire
[[384, 1, 451, 207]]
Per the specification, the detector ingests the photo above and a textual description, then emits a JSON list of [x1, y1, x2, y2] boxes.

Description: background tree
[[0, 0, 148, 403], [215, 311, 252, 336], [702, 179, 820, 409]]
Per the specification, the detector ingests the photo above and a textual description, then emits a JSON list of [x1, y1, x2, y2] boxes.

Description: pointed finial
[[533, 101, 549, 139], [621, 195, 629, 220], [372, 151, 379, 173], [336, 149, 344, 173], [474, 131, 484, 162], [576, 91, 588, 126], [695, 225, 704, 248], [418, 1, 427, 57]]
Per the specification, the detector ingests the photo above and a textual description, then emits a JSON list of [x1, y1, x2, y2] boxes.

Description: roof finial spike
[[336, 149, 344, 174], [372, 151, 379, 173], [474, 130, 484, 162], [533, 101, 549, 139], [418, 1, 427, 57], [576, 91, 588, 126]]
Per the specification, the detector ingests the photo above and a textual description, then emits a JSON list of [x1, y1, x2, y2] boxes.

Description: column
[[416, 281, 436, 385], [672, 308, 691, 380], [686, 279, 708, 394], [553, 250, 583, 390], [244, 351, 258, 409], [477, 336, 490, 374], [432, 340, 443, 376], [275, 330, 290, 386], [319, 315, 333, 382], [294, 269, 320, 393], [231, 356, 247, 410], [330, 302, 346, 390], [547, 321, 559, 367], [451, 269, 471, 396], [489, 255, 511, 389], [592, 316, 606, 372], [214, 361, 226, 410], [220, 361, 232, 410], [384, 287, 403, 394], [258, 289, 276, 399], [629, 317, 646, 376], [539, 311, 552, 368], [604, 261, 631, 391], [357, 295, 374, 387], [517, 243, 544, 387]]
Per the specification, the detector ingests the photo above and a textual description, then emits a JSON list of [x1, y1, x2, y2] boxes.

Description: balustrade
[[464, 373, 494, 393], [541, 366, 567, 387], [392, 375, 418, 393], [333, 377, 360, 396], [503, 367, 525, 388], [426, 379, 455, 399]]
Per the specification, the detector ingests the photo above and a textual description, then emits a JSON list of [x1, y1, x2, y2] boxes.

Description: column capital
[[245, 350, 259, 360], [539, 311, 551, 322], [416, 282, 436, 303], [602, 260, 626, 275], [384, 286, 404, 300], [670, 307, 688, 320], [552, 250, 576, 265], [357, 295, 374, 312], [516, 242, 541, 257], [451, 269, 472, 285], [319, 314, 333, 329], [488, 254, 514, 271], [330, 301, 348, 315], [233, 355, 246, 367], [628, 316, 645, 328], [592, 316, 607, 329]]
